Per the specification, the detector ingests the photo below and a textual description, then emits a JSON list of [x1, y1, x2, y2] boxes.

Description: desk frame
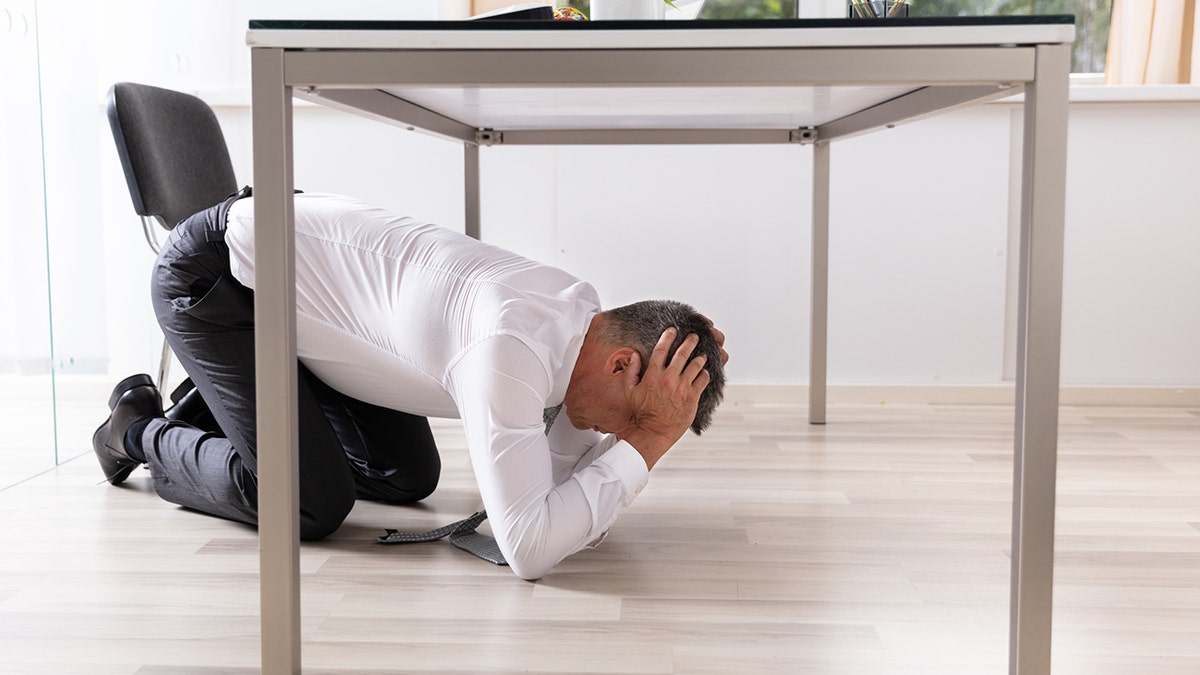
[[248, 28, 1069, 675]]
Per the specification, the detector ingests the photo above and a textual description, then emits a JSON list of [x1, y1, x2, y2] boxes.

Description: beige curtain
[[1106, 0, 1200, 83], [472, 0, 519, 15]]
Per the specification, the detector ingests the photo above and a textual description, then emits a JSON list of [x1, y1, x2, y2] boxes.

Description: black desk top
[[249, 15, 1075, 32]]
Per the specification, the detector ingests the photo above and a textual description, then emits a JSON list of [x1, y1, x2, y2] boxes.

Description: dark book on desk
[[469, 3, 554, 21]]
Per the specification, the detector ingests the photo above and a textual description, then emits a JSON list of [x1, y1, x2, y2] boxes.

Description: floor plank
[[1, 401, 1198, 673]]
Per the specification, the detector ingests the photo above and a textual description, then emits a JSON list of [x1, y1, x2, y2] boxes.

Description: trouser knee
[[298, 484, 356, 541], [405, 472, 439, 503], [354, 459, 441, 505]]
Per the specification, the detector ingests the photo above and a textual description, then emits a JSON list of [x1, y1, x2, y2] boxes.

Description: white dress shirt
[[224, 193, 649, 579]]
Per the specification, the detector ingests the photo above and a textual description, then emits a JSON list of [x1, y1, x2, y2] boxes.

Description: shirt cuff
[[596, 439, 651, 499]]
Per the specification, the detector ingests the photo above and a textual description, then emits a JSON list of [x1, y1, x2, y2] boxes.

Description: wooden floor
[[1, 399, 1197, 674]]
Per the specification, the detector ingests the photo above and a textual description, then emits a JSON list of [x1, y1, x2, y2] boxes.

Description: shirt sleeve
[[446, 335, 649, 580]]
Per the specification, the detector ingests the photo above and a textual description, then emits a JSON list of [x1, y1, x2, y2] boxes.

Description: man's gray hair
[[597, 300, 726, 435]]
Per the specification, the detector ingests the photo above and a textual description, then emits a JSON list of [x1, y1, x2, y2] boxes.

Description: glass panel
[[4, 0, 464, 491], [0, 0, 57, 489], [39, 0, 163, 476]]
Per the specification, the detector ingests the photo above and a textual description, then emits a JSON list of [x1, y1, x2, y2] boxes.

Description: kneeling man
[[93, 189, 727, 580]]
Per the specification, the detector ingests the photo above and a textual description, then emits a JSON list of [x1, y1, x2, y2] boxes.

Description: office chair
[[106, 82, 238, 393]]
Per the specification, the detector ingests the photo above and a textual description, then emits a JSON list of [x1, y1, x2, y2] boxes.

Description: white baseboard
[[723, 383, 1200, 407]]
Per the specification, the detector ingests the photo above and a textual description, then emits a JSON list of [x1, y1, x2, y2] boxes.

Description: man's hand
[[620, 328, 710, 470]]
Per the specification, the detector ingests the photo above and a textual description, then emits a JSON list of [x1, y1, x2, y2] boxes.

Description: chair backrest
[[106, 82, 237, 229]]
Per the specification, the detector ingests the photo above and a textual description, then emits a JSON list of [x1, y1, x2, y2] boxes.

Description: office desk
[[246, 16, 1073, 674]]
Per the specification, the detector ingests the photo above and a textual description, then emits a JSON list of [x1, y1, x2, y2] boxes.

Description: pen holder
[[848, 1, 909, 18]]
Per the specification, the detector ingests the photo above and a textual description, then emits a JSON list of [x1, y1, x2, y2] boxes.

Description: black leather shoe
[[165, 384, 220, 434], [92, 376, 164, 485], [108, 373, 154, 409]]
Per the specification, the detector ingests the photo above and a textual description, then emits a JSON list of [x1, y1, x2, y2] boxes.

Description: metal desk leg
[[809, 141, 830, 425], [251, 47, 302, 675], [1009, 43, 1069, 675], [464, 142, 481, 240]]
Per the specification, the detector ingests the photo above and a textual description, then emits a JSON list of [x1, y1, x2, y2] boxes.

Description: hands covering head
[[599, 300, 727, 435]]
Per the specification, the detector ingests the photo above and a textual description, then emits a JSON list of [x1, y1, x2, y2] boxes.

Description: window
[[908, 1, 1112, 73], [700, 0, 798, 18], [565, 1, 1111, 74]]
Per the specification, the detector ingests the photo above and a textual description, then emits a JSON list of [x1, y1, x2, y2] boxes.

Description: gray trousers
[[144, 192, 440, 539]]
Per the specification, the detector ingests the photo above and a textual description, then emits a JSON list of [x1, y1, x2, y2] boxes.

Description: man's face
[[564, 388, 636, 439], [564, 316, 640, 438]]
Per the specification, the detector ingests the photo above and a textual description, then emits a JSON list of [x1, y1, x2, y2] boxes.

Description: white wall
[[473, 125, 1013, 386], [15, 0, 1200, 390], [1055, 102, 1200, 385], [211, 95, 1200, 388], [22, 0, 448, 382]]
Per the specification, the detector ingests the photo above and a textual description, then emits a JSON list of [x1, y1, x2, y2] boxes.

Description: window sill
[[994, 82, 1200, 105]]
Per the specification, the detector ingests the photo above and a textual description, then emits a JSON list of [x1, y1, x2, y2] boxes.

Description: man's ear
[[605, 347, 640, 377], [607, 347, 643, 392]]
